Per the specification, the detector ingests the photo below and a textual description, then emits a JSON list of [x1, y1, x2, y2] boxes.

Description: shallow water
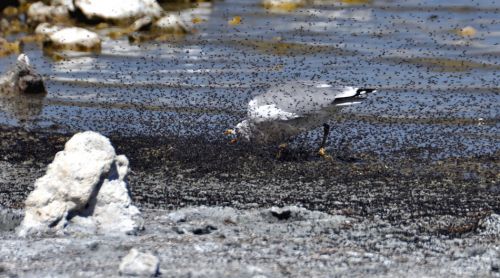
[[0, 0, 498, 159]]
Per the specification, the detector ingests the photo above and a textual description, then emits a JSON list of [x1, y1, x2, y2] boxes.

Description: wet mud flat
[[1, 124, 498, 230], [0, 126, 499, 277]]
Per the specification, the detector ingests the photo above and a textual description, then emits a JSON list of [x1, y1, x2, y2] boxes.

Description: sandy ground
[[0, 126, 499, 277]]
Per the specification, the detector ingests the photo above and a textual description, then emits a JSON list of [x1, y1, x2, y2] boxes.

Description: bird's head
[[15, 54, 46, 95], [224, 120, 251, 144]]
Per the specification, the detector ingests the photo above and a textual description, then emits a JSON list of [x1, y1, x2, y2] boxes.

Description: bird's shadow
[[274, 147, 310, 162], [274, 146, 364, 164], [334, 154, 363, 163]]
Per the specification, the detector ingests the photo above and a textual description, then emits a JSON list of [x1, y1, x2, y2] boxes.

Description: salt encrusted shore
[[1, 205, 499, 277], [0, 126, 498, 277]]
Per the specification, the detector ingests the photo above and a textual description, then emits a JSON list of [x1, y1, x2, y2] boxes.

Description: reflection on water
[[0, 94, 45, 123], [0, 0, 498, 159]]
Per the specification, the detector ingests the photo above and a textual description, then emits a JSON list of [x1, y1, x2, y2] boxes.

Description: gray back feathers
[[251, 81, 366, 116]]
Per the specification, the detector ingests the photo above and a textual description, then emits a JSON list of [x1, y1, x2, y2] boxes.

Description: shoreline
[[1, 125, 497, 225], [0, 125, 499, 277]]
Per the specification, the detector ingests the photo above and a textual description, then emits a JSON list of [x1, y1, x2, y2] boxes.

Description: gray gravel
[[1, 206, 499, 277]]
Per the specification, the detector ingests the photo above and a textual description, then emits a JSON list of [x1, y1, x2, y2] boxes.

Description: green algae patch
[[1, 19, 29, 36], [159, 1, 204, 12], [231, 39, 356, 56], [382, 57, 500, 72], [2, 6, 19, 17], [262, 2, 303, 13], [0, 38, 22, 57], [339, 0, 373, 5], [339, 113, 499, 127], [42, 39, 101, 53]]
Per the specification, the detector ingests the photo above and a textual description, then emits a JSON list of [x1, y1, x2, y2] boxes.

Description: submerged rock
[[154, 14, 189, 34], [262, 0, 306, 12], [0, 37, 21, 57], [119, 248, 160, 277], [0, 54, 45, 120], [34, 23, 63, 36], [74, 0, 163, 22], [27, 2, 70, 24], [35, 23, 101, 52], [0, 54, 46, 95], [127, 14, 190, 43], [47, 27, 101, 51], [17, 131, 142, 237], [130, 16, 153, 32], [458, 26, 477, 37]]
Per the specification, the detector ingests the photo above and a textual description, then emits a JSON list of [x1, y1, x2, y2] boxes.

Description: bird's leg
[[318, 123, 332, 160], [276, 143, 288, 159]]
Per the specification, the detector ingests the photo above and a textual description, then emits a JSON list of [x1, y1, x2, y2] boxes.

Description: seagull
[[224, 81, 376, 158], [0, 54, 46, 95]]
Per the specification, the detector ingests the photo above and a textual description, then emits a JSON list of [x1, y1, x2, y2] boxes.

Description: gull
[[224, 81, 376, 158]]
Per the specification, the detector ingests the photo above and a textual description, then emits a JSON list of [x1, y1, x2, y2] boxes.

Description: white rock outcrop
[[154, 14, 189, 34], [119, 248, 160, 277], [17, 131, 142, 237], [35, 23, 101, 52], [130, 16, 153, 32], [48, 27, 101, 51], [51, 0, 75, 12], [74, 0, 163, 22], [35, 23, 63, 36], [27, 1, 69, 23], [0, 54, 46, 96]]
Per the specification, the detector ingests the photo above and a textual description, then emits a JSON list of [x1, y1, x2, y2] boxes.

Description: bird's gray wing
[[247, 98, 301, 122], [251, 81, 357, 116]]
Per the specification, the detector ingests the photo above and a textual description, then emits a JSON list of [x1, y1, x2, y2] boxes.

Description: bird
[[0, 53, 46, 95], [224, 81, 376, 159]]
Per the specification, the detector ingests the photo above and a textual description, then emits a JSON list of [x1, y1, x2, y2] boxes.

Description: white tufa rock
[[119, 248, 160, 277], [35, 23, 63, 36], [154, 14, 189, 33], [16, 54, 30, 65], [49, 27, 101, 50], [27, 1, 69, 23], [17, 131, 142, 237], [51, 0, 76, 12], [36, 24, 101, 51], [74, 0, 163, 21], [130, 16, 153, 32]]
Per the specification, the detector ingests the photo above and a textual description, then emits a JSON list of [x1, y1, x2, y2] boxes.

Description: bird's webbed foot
[[318, 147, 333, 161], [275, 143, 288, 159]]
